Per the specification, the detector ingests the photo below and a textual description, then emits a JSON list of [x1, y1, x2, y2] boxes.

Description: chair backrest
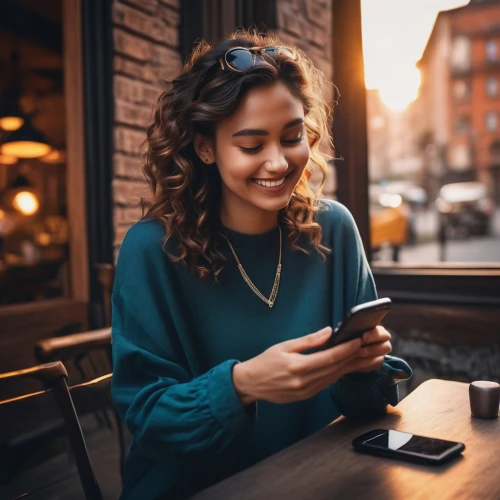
[[0, 361, 103, 500], [34, 328, 126, 482], [35, 327, 112, 385]]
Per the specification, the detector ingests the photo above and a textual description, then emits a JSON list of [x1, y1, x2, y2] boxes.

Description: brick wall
[[111, 0, 181, 251]]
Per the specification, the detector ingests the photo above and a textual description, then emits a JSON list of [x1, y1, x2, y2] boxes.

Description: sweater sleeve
[[111, 222, 255, 462], [328, 205, 412, 419]]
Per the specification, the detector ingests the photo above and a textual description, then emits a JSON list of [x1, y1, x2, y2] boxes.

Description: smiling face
[[196, 81, 310, 233]]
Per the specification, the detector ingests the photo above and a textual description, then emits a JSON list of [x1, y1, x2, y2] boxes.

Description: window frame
[[332, 0, 500, 306]]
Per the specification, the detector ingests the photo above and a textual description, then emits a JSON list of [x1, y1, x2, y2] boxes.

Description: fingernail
[[320, 327, 331, 337]]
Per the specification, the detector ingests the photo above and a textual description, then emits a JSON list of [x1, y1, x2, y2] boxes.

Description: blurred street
[[400, 208, 500, 263], [373, 208, 500, 263]]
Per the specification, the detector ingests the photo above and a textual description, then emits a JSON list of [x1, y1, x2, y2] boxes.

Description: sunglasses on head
[[218, 46, 296, 73]]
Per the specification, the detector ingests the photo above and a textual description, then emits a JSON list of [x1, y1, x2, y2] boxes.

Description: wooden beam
[[63, 0, 89, 303], [331, 0, 371, 259]]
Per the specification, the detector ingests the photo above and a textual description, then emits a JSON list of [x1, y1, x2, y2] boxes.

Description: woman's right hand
[[232, 327, 379, 405]]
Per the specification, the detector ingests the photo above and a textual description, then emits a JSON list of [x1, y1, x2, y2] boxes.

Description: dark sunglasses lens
[[263, 46, 295, 59], [263, 47, 279, 57], [226, 49, 254, 71]]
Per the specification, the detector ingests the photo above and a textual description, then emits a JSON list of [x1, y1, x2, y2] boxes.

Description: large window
[[361, 0, 500, 265], [0, 0, 69, 305]]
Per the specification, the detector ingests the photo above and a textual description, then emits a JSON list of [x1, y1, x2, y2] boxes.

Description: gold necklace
[[223, 226, 282, 308]]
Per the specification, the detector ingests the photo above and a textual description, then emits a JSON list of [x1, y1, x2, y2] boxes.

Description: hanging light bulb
[[12, 191, 39, 215], [0, 153, 18, 165], [40, 148, 66, 164], [0, 52, 25, 132], [3, 171, 41, 216], [0, 88, 25, 131], [0, 115, 51, 158]]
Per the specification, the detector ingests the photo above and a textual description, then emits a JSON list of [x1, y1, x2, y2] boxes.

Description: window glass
[[486, 40, 497, 61], [486, 112, 497, 131], [454, 115, 470, 133], [453, 80, 470, 100], [362, 0, 500, 264], [0, 0, 70, 305], [486, 77, 497, 97]]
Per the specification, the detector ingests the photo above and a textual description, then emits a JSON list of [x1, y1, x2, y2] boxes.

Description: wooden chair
[[0, 361, 103, 500], [35, 328, 128, 481], [35, 327, 112, 384]]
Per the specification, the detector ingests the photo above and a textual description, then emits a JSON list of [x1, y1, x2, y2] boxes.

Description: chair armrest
[[35, 327, 112, 362], [0, 361, 67, 385]]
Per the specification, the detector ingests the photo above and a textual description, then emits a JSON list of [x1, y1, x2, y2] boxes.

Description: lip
[[251, 171, 294, 193]]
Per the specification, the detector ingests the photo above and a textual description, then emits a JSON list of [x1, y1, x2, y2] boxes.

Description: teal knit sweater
[[111, 200, 407, 499]]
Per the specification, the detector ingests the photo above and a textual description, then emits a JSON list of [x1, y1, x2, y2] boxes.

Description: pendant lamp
[[0, 115, 51, 158], [4, 172, 40, 216], [0, 87, 25, 132], [0, 52, 25, 132], [0, 153, 18, 165]]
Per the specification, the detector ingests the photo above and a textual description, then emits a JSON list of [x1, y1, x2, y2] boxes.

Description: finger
[[362, 326, 391, 345], [358, 340, 392, 358], [294, 353, 359, 399], [300, 336, 363, 371], [344, 355, 386, 375], [282, 327, 332, 353]]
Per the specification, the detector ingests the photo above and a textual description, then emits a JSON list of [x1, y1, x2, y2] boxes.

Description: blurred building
[[414, 0, 500, 201]]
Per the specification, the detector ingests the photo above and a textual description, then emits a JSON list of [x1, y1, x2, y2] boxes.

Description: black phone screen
[[364, 430, 459, 457]]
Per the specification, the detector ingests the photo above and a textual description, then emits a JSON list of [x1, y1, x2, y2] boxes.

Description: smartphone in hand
[[323, 298, 392, 349]]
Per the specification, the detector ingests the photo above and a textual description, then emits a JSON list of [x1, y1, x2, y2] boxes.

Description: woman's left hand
[[343, 325, 392, 374]]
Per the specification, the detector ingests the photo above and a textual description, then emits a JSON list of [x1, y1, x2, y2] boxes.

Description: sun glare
[[377, 68, 421, 112], [361, 0, 469, 112]]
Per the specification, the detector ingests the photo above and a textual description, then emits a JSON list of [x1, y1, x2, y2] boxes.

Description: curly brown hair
[[142, 30, 332, 280]]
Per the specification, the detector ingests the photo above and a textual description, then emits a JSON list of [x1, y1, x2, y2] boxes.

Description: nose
[[263, 149, 288, 175]]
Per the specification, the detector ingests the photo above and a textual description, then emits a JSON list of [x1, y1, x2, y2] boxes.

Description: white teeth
[[253, 177, 286, 188]]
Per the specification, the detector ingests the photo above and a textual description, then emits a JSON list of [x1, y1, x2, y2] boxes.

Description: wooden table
[[192, 379, 500, 499]]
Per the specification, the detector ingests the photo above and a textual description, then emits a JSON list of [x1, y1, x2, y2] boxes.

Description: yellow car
[[370, 190, 409, 261]]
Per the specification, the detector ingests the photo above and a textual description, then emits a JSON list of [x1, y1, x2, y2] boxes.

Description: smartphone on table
[[323, 297, 392, 349], [352, 429, 465, 465]]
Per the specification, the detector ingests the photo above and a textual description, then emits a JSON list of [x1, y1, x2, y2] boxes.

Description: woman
[[111, 30, 411, 499]]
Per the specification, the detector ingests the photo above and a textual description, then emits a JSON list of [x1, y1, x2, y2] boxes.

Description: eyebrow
[[232, 118, 304, 137]]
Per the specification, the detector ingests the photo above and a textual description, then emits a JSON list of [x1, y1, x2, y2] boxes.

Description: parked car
[[372, 181, 425, 244], [369, 187, 409, 261], [436, 182, 493, 238]]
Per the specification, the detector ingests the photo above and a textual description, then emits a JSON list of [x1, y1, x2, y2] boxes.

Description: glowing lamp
[[0, 116, 24, 132], [40, 149, 66, 164], [3, 173, 41, 216], [0, 154, 18, 165], [12, 191, 39, 215], [1, 116, 51, 158], [0, 87, 25, 132]]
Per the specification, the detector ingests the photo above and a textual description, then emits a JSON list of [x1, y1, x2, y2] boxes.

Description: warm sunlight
[[361, 0, 469, 112]]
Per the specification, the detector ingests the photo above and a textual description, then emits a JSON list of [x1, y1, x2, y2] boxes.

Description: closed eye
[[239, 136, 303, 154], [239, 145, 262, 154], [282, 136, 303, 146]]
